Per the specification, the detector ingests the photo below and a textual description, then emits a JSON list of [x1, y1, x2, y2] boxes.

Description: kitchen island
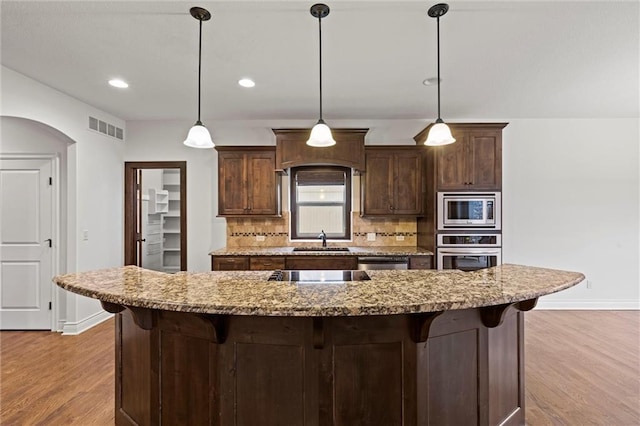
[[55, 264, 583, 426]]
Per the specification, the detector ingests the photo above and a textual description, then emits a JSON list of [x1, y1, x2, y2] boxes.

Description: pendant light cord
[[318, 14, 323, 122], [197, 18, 203, 124], [436, 15, 441, 121]]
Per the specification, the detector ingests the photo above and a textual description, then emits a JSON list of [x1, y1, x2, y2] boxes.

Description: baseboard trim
[[61, 310, 113, 335], [535, 300, 640, 310]]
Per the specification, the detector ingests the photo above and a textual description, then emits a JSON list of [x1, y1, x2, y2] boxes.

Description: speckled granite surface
[[209, 246, 434, 256], [54, 264, 584, 317]]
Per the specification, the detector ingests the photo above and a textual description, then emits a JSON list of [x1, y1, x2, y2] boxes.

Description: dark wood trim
[[101, 301, 125, 314], [413, 122, 509, 145], [124, 161, 187, 271], [214, 146, 277, 152], [273, 128, 368, 170], [410, 311, 444, 342]]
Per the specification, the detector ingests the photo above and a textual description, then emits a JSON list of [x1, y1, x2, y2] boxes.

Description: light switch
[[82, 229, 89, 241], [396, 235, 405, 241], [367, 232, 376, 241], [256, 235, 266, 242]]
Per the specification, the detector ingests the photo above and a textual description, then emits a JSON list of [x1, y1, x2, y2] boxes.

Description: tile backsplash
[[226, 212, 416, 247]]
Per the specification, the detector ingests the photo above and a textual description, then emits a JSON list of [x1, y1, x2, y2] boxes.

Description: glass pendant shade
[[306, 120, 336, 147], [184, 122, 214, 148], [425, 121, 456, 146]]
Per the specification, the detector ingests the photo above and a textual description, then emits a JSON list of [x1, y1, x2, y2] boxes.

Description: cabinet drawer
[[285, 256, 358, 271], [212, 257, 249, 271], [250, 257, 286, 271], [409, 256, 432, 270]]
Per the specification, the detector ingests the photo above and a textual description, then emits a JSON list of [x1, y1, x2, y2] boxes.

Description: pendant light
[[307, 3, 336, 148], [184, 6, 214, 149], [425, 3, 456, 146]]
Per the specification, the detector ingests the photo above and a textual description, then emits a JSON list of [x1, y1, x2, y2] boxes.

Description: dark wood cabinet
[[415, 123, 506, 191], [285, 256, 358, 271], [212, 255, 358, 271], [273, 129, 367, 171], [409, 256, 432, 270], [212, 254, 430, 271], [362, 147, 423, 216], [212, 256, 249, 271], [250, 257, 286, 271], [216, 146, 281, 217]]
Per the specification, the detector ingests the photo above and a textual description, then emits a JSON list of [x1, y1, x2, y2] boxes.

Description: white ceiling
[[1, 1, 638, 123]]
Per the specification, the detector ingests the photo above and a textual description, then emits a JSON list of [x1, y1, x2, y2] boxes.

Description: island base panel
[[115, 308, 524, 426]]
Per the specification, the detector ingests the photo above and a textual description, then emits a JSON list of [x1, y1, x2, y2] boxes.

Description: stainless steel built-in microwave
[[437, 192, 501, 230]]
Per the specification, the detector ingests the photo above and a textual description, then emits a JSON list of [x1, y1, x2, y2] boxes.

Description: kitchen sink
[[292, 247, 350, 252]]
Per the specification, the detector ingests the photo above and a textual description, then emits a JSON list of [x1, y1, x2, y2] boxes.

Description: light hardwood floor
[[1, 311, 638, 425]]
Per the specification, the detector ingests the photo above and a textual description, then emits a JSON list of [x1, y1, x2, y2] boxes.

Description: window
[[290, 166, 351, 240]]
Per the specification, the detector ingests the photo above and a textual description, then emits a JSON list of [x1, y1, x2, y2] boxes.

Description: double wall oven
[[436, 192, 502, 271]]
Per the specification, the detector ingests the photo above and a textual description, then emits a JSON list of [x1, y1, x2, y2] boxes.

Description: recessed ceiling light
[[108, 79, 129, 88], [238, 78, 255, 88], [423, 77, 441, 86]]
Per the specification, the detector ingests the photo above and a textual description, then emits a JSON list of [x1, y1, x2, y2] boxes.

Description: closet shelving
[[161, 169, 181, 273]]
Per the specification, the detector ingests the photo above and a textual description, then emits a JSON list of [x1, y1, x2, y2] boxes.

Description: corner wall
[[502, 118, 639, 309], [1, 66, 126, 332]]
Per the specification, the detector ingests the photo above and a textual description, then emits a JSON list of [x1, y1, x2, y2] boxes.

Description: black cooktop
[[267, 270, 370, 283]]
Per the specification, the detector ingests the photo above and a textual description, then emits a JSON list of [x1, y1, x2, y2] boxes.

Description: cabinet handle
[[389, 205, 394, 211]]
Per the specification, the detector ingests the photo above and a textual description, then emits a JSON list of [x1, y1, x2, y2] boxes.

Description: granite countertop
[[54, 264, 584, 317], [209, 246, 434, 256]]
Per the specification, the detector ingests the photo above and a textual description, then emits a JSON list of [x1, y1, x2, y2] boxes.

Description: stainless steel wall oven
[[436, 233, 502, 271]]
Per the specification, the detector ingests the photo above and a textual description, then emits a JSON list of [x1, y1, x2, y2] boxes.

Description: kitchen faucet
[[318, 230, 327, 247]]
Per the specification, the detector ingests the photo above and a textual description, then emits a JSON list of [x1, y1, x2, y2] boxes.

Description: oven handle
[[438, 249, 502, 255]]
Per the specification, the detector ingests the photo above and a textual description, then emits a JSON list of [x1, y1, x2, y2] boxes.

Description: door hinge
[[49, 177, 53, 185], [49, 302, 52, 310]]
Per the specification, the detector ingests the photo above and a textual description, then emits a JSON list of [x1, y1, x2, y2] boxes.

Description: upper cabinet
[[361, 146, 423, 216], [414, 123, 507, 191], [216, 146, 281, 217], [273, 129, 368, 171]]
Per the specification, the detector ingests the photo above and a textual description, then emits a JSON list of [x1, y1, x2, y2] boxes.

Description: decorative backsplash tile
[[226, 212, 417, 247]]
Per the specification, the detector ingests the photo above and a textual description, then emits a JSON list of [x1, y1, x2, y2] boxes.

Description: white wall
[[502, 118, 639, 309], [1, 66, 126, 332], [123, 121, 220, 272]]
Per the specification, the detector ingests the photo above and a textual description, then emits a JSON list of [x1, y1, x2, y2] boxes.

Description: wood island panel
[[113, 306, 529, 426]]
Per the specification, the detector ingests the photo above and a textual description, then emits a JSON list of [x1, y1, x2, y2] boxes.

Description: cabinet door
[[212, 257, 249, 271], [250, 256, 286, 271], [218, 152, 248, 215], [468, 131, 502, 190], [392, 152, 423, 215], [285, 256, 357, 270], [409, 256, 432, 270], [436, 131, 469, 191], [247, 152, 278, 215], [362, 152, 394, 215]]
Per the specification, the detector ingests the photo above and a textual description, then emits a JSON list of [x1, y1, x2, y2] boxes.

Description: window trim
[[290, 166, 352, 240]]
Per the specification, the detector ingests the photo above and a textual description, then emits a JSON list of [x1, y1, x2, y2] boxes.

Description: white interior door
[[0, 158, 53, 330]]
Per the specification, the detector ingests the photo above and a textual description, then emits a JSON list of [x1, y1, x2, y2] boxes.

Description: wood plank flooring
[[525, 311, 640, 426], [1, 311, 638, 425], [0, 319, 115, 425]]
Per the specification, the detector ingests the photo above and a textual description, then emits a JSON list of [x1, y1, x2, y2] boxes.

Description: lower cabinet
[[285, 256, 358, 271], [250, 257, 286, 271], [409, 256, 432, 270], [212, 257, 249, 271], [212, 255, 432, 271]]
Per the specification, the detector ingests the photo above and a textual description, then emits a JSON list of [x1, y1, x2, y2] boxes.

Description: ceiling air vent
[[88, 116, 124, 141]]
